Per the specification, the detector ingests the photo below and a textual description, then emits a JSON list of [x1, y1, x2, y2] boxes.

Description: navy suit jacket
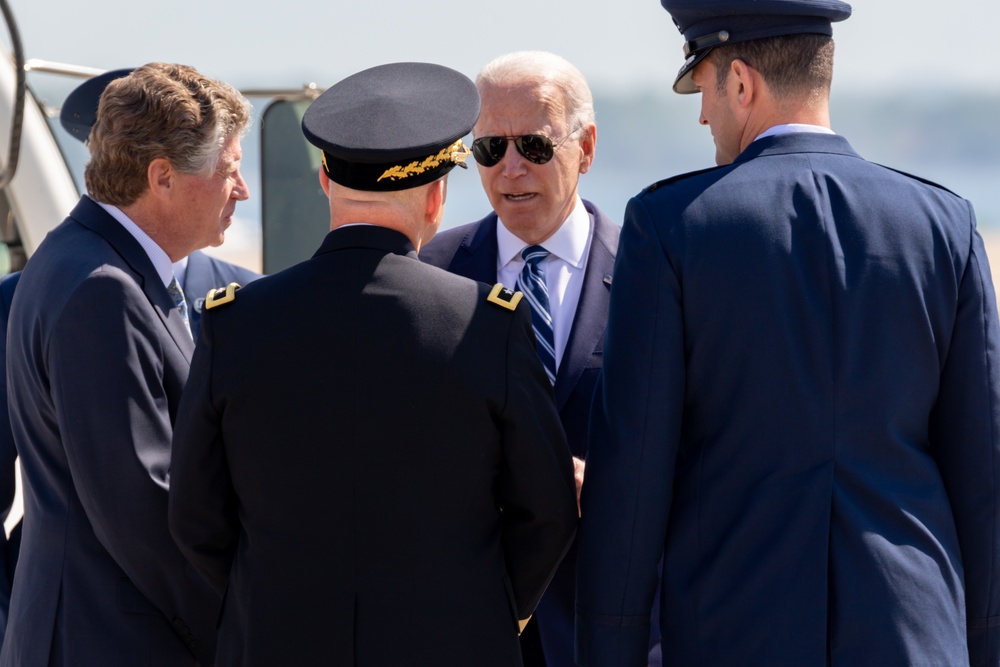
[[421, 200, 624, 667], [577, 133, 1000, 666], [0, 248, 257, 656], [1, 196, 219, 666], [0, 273, 19, 649]]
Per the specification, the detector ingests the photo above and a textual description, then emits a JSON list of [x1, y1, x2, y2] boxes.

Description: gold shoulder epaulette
[[487, 283, 522, 311], [204, 282, 241, 310]]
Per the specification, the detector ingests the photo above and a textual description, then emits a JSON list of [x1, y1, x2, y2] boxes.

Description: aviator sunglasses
[[471, 127, 581, 167]]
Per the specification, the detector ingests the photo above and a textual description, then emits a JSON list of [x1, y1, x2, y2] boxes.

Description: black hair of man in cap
[[169, 61, 578, 667], [576, 1, 1000, 665]]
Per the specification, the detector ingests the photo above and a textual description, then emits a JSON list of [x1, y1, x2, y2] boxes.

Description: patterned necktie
[[167, 276, 193, 340], [515, 245, 556, 385]]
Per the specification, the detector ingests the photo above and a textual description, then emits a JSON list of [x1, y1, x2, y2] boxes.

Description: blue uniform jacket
[[577, 133, 1000, 667]]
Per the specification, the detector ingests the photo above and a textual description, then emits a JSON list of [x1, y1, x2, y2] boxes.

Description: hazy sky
[[8, 0, 999, 96], [5, 0, 996, 272]]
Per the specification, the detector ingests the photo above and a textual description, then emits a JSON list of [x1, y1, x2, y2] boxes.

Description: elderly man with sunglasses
[[422, 50, 659, 667]]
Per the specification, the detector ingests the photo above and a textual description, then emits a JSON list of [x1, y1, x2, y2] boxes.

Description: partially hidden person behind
[[1, 63, 252, 666], [168, 61, 579, 667], [420, 51, 661, 667], [0, 274, 19, 653], [576, 0, 1000, 665]]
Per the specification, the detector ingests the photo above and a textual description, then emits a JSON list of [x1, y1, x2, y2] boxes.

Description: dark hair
[[709, 34, 834, 98]]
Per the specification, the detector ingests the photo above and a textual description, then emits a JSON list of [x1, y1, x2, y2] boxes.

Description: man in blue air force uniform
[[168, 62, 578, 667], [576, 1, 1000, 665]]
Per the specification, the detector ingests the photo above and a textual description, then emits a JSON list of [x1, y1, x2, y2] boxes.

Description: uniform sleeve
[[497, 300, 579, 620], [928, 215, 1000, 667], [575, 196, 684, 667], [168, 305, 239, 595], [47, 272, 218, 665]]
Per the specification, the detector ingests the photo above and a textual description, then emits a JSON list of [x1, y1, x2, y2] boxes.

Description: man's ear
[[730, 58, 757, 109], [425, 177, 446, 224], [318, 168, 331, 197], [147, 157, 174, 200], [579, 124, 597, 175]]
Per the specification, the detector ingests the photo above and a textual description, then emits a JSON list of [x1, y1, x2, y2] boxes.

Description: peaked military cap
[[661, 0, 852, 94], [59, 68, 135, 141], [302, 62, 480, 192]]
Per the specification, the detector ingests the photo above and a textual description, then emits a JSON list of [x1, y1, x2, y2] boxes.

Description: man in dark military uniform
[[169, 61, 579, 667], [576, 1, 1000, 665]]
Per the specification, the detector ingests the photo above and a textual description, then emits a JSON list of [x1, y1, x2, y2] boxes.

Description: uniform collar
[[315, 224, 417, 259]]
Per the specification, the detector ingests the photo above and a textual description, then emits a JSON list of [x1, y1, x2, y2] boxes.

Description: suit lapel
[[71, 197, 195, 361], [553, 204, 617, 409], [451, 215, 500, 285]]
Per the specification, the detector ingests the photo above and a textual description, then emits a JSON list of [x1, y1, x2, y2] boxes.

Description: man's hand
[[573, 456, 586, 516]]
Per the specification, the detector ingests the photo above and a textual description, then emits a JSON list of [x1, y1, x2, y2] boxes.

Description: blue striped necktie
[[515, 245, 556, 385], [167, 276, 193, 340]]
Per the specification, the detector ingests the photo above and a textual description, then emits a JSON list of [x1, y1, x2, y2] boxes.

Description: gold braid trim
[[377, 139, 470, 182]]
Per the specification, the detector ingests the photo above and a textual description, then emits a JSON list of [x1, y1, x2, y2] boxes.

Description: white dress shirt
[[496, 196, 592, 371], [756, 123, 836, 142], [96, 201, 175, 289]]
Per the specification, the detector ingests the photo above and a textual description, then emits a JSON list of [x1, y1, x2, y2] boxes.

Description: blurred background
[[3, 0, 998, 274]]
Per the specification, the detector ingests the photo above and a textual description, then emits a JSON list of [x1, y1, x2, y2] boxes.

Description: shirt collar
[[755, 123, 836, 142], [95, 201, 175, 288], [497, 196, 590, 269], [172, 256, 189, 290]]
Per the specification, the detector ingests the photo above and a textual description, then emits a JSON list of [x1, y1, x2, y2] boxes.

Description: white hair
[[476, 51, 595, 131]]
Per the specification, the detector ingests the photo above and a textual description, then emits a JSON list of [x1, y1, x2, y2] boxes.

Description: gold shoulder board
[[205, 282, 241, 310], [487, 283, 522, 311]]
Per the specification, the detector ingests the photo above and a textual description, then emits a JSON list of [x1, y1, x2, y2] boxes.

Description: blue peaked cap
[[660, 0, 852, 93], [59, 68, 135, 141]]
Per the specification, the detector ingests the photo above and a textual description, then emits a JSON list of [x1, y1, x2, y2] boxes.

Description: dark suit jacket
[[0, 250, 258, 656], [0, 273, 19, 650], [1, 196, 218, 666], [577, 133, 1000, 666], [169, 225, 578, 667], [420, 200, 622, 667]]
